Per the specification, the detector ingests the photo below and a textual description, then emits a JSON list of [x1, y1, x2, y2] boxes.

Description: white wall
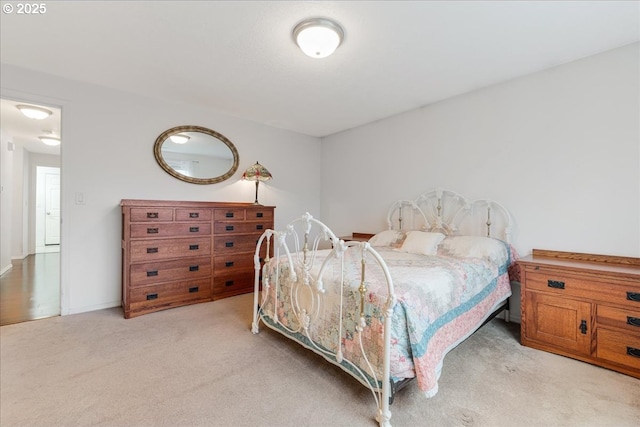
[[0, 129, 14, 274], [1, 63, 321, 315], [321, 43, 640, 259]]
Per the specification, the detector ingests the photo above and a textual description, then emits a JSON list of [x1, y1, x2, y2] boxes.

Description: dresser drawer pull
[[627, 316, 640, 327], [225, 225, 235, 231], [189, 226, 200, 233], [147, 247, 158, 254], [189, 212, 199, 218], [547, 280, 565, 290], [256, 224, 264, 230], [146, 293, 158, 300], [225, 280, 234, 287], [225, 242, 234, 248], [147, 270, 158, 277], [189, 244, 199, 250], [256, 212, 264, 218], [225, 261, 234, 267], [147, 227, 159, 234], [189, 265, 199, 272], [225, 212, 234, 218], [627, 347, 640, 358], [147, 212, 159, 219], [189, 286, 199, 293], [627, 292, 640, 302], [579, 320, 587, 335]]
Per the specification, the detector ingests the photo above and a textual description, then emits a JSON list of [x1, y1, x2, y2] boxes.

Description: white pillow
[[399, 231, 446, 255], [368, 230, 405, 247], [437, 235, 508, 264]]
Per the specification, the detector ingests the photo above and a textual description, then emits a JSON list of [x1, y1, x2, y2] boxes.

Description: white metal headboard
[[386, 188, 513, 243]]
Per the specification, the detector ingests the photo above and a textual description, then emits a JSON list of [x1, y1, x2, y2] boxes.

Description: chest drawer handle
[[147, 247, 158, 254], [225, 261, 234, 267], [189, 265, 199, 272], [225, 242, 234, 248], [579, 320, 587, 335], [189, 286, 199, 293], [147, 270, 158, 277], [225, 280, 234, 287], [146, 293, 158, 300], [225, 225, 235, 231], [256, 224, 264, 230], [256, 212, 264, 218], [225, 212, 234, 218], [189, 244, 199, 250], [147, 212, 159, 219], [189, 212, 199, 218], [548, 280, 565, 290], [627, 292, 640, 302], [627, 316, 640, 327], [147, 228, 159, 234], [627, 347, 640, 358], [189, 226, 199, 233]]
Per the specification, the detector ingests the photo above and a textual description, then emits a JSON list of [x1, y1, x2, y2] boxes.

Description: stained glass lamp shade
[[241, 161, 273, 205]]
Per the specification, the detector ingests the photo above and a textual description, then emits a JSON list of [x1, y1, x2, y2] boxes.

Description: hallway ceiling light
[[39, 136, 61, 146], [169, 134, 190, 144], [17, 104, 53, 120], [293, 18, 344, 59]]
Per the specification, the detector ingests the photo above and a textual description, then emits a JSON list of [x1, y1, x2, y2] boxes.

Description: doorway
[[0, 98, 62, 325], [36, 166, 61, 252]]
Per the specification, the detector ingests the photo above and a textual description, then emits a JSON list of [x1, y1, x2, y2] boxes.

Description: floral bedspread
[[258, 240, 516, 397]]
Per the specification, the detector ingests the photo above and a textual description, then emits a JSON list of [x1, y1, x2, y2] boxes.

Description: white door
[[44, 172, 60, 245]]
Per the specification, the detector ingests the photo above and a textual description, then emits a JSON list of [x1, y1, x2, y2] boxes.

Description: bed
[[251, 189, 518, 427]]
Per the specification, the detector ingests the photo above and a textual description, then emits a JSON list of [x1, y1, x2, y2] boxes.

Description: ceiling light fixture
[[39, 136, 61, 146], [17, 104, 53, 120], [293, 18, 344, 59], [169, 134, 190, 144]]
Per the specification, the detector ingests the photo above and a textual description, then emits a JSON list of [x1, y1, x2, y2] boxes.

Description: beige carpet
[[1, 293, 638, 427]]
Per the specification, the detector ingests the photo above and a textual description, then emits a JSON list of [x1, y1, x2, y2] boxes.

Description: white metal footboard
[[251, 213, 396, 427]]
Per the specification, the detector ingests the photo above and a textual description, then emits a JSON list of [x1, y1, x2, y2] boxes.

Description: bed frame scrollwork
[[252, 213, 396, 426]]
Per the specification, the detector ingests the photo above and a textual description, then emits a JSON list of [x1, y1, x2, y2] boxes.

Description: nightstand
[[339, 232, 375, 242]]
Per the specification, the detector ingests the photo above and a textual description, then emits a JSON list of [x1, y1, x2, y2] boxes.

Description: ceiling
[[1, 1, 638, 153]]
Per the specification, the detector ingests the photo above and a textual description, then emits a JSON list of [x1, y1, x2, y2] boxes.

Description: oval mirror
[[153, 125, 239, 184]]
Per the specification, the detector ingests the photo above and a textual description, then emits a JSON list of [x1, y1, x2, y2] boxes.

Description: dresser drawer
[[214, 208, 246, 221], [214, 235, 260, 253], [131, 222, 212, 238], [212, 274, 254, 296], [214, 253, 254, 275], [129, 279, 211, 310], [596, 328, 640, 370], [175, 208, 212, 221], [130, 237, 211, 262], [130, 257, 211, 286], [214, 222, 269, 235], [245, 208, 274, 221], [130, 207, 174, 222], [597, 305, 640, 333], [524, 270, 637, 307]]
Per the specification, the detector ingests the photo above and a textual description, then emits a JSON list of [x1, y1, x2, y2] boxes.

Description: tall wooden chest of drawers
[[121, 200, 274, 318], [519, 249, 640, 378]]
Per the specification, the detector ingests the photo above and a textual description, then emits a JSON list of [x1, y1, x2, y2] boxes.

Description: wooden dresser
[[519, 249, 640, 378], [121, 200, 274, 318]]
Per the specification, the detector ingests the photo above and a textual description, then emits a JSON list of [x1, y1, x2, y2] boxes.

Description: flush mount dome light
[[39, 136, 61, 146], [293, 18, 344, 59], [17, 104, 53, 120]]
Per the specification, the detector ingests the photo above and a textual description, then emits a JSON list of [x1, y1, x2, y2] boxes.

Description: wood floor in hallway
[[0, 252, 60, 326]]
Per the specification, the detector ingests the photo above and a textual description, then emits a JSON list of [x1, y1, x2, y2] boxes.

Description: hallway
[[0, 252, 60, 325]]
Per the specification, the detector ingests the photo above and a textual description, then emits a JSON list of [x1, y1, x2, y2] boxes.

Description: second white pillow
[[399, 230, 446, 255]]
